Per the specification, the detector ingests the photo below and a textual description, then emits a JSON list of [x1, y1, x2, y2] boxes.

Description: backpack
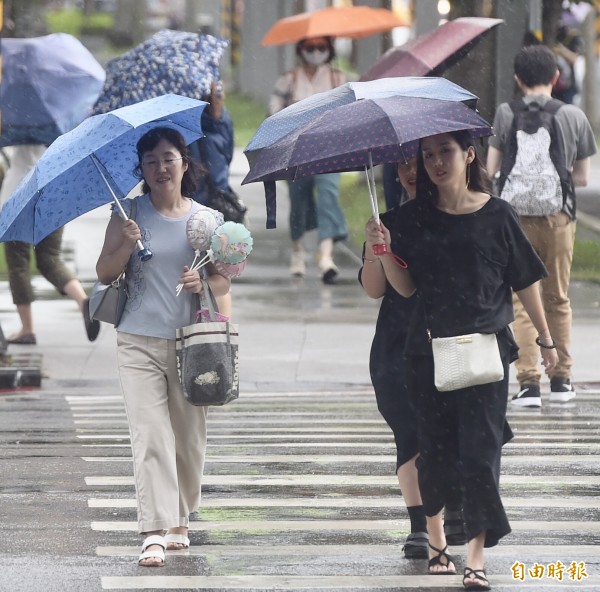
[[497, 98, 575, 218]]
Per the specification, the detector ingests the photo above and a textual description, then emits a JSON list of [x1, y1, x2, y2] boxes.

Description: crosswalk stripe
[[95, 543, 600, 557], [79, 441, 600, 450], [76, 432, 600, 441], [88, 496, 600, 509], [101, 574, 600, 589], [84, 474, 600, 487], [81, 454, 597, 465], [91, 519, 600, 533]]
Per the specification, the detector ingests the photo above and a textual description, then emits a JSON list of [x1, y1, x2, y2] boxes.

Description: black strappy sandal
[[428, 543, 456, 575], [463, 567, 491, 591]]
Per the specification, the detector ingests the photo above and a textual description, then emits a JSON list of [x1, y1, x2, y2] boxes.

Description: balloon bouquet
[[175, 207, 253, 308]]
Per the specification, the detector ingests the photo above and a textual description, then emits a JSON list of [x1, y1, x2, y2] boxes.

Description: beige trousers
[[117, 332, 208, 534], [513, 212, 576, 385]]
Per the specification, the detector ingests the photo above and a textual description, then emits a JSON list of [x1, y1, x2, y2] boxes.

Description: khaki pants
[[117, 332, 208, 534], [513, 213, 575, 385]]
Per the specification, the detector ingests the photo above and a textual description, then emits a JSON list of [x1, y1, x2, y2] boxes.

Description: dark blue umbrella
[[0, 94, 207, 251], [245, 77, 478, 154], [243, 86, 492, 228], [0, 33, 105, 148], [92, 29, 228, 114]]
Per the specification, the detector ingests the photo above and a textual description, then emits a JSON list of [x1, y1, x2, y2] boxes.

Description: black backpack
[[496, 98, 575, 219]]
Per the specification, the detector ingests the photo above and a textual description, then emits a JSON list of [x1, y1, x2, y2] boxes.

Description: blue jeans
[[287, 173, 347, 243]]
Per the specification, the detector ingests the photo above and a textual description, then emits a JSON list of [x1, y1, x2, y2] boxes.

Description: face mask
[[301, 48, 329, 66]]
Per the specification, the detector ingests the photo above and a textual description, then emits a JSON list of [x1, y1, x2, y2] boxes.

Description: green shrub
[[227, 92, 269, 149], [46, 8, 114, 36], [572, 239, 600, 282]]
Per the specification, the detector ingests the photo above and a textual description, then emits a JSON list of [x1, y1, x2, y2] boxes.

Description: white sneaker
[[549, 378, 576, 402], [289, 249, 306, 277], [511, 384, 541, 408]]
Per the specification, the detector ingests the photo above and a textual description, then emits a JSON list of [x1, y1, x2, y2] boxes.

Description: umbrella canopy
[[261, 6, 408, 46], [361, 17, 503, 80], [92, 29, 227, 114], [245, 77, 478, 154], [0, 94, 207, 245], [0, 33, 105, 148], [244, 97, 492, 183], [242, 79, 492, 228]]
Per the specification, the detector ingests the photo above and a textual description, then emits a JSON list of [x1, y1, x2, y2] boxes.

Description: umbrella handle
[[111, 197, 153, 261], [90, 154, 152, 262], [365, 155, 388, 256]]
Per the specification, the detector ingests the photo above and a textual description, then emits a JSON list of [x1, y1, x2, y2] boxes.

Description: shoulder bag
[[88, 199, 137, 327], [424, 302, 504, 392], [176, 281, 239, 406]]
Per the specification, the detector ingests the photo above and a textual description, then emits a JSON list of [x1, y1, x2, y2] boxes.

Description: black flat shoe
[[7, 333, 37, 345], [83, 299, 100, 342], [428, 543, 456, 575], [463, 567, 491, 591], [402, 531, 428, 559]]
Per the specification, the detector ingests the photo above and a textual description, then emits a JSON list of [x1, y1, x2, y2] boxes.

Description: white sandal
[[138, 534, 166, 567], [164, 533, 190, 550]]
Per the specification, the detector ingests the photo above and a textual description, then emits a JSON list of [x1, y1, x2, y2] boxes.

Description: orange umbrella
[[261, 6, 408, 46]]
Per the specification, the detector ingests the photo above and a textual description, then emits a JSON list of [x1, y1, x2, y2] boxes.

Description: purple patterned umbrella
[[242, 95, 492, 228]]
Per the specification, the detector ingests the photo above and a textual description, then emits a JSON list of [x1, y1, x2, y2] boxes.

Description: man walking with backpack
[[487, 45, 596, 408]]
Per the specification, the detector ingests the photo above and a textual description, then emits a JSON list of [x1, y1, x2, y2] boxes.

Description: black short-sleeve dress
[[389, 196, 547, 548]]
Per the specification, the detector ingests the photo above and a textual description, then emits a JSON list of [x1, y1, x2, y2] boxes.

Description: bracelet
[[535, 336, 557, 349], [363, 258, 381, 263]]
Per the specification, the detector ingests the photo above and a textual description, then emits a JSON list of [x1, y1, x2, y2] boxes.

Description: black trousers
[[406, 333, 514, 548]]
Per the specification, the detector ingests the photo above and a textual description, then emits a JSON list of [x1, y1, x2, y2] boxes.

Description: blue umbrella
[[92, 29, 228, 114], [245, 77, 478, 154], [0, 94, 207, 253], [0, 33, 105, 148]]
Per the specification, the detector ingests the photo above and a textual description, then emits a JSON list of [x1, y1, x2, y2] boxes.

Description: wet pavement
[[0, 149, 599, 591]]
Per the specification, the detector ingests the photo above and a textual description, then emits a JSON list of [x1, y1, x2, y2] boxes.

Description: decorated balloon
[[186, 207, 223, 252], [176, 221, 253, 295], [215, 259, 247, 279], [210, 221, 253, 265]]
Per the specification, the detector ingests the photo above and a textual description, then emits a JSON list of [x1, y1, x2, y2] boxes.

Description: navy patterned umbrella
[[92, 29, 227, 114], [242, 92, 492, 228]]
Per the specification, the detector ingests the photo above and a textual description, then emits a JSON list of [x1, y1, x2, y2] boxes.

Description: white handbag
[[431, 332, 504, 392]]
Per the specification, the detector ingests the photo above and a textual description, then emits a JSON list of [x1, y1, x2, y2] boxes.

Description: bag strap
[[190, 279, 221, 324]]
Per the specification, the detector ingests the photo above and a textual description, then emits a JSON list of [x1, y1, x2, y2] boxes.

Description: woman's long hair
[[134, 126, 201, 197], [415, 130, 490, 210]]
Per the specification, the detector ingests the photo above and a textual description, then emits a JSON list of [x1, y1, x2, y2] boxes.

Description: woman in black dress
[[364, 131, 558, 591], [360, 158, 466, 559]]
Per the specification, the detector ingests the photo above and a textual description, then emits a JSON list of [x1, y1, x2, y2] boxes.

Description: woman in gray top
[[96, 127, 230, 567]]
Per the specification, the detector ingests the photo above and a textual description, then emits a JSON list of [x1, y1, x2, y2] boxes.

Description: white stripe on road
[[87, 496, 600, 510], [80, 441, 600, 450], [76, 432, 600, 441], [96, 542, 600, 557], [101, 574, 600, 589], [85, 474, 600, 487], [81, 454, 598, 465], [91, 519, 600, 533]]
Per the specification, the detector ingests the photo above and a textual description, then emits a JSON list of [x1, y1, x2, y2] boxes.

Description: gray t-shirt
[[117, 194, 204, 340], [489, 94, 596, 167]]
